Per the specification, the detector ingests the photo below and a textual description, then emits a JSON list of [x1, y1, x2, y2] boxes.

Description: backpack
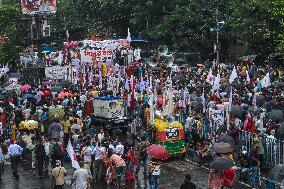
[[140, 143, 148, 160], [52, 143, 64, 160]]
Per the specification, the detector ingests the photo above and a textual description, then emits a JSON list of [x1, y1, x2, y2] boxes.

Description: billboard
[[21, 0, 57, 15]]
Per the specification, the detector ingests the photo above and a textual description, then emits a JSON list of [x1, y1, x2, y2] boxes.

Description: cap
[[55, 160, 61, 166]]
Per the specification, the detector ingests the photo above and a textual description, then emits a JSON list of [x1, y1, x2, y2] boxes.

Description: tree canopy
[[0, 0, 284, 66]]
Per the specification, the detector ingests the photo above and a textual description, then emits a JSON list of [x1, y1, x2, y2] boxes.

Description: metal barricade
[[239, 130, 284, 166]]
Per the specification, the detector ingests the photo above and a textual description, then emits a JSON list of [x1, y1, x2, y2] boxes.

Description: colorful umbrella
[[20, 84, 31, 91], [48, 107, 65, 120], [147, 144, 170, 160]]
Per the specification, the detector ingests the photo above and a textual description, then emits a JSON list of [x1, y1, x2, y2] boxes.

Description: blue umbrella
[[22, 94, 34, 99]]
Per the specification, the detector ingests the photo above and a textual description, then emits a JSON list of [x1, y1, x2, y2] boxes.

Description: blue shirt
[[8, 144, 23, 157]]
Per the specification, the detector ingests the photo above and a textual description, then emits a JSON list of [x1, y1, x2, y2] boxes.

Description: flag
[[140, 74, 144, 92], [127, 28, 131, 41], [262, 73, 270, 88], [253, 93, 257, 111], [206, 69, 214, 85], [66, 30, 69, 39], [246, 70, 250, 83], [213, 73, 220, 91], [229, 87, 233, 112], [229, 66, 238, 84], [214, 43, 217, 53], [201, 89, 206, 113], [125, 77, 129, 91], [211, 21, 225, 31], [99, 70, 103, 89], [168, 80, 174, 115], [148, 77, 154, 125], [67, 141, 80, 170]]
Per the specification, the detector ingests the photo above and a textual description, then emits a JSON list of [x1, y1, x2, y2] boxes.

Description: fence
[[239, 130, 284, 166]]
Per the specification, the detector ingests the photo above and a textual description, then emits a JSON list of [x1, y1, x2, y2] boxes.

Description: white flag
[[262, 72, 270, 88], [127, 28, 131, 41], [206, 69, 214, 85], [125, 77, 129, 91], [229, 87, 233, 112], [229, 66, 238, 84], [246, 70, 250, 83], [201, 89, 206, 113], [67, 141, 80, 170], [213, 73, 221, 91]]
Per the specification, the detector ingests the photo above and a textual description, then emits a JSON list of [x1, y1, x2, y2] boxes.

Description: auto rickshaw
[[153, 117, 186, 156]]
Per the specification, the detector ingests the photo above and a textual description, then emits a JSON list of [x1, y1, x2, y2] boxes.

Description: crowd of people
[[0, 57, 283, 189]]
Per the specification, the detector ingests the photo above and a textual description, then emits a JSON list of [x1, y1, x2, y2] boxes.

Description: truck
[[92, 96, 130, 131]]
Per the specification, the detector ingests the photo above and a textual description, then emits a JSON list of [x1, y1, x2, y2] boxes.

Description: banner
[[79, 39, 130, 64], [21, 0, 57, 15], [0, 67, 9, 77], [45, 66, 69, 80], [212, 109, 224, 125]]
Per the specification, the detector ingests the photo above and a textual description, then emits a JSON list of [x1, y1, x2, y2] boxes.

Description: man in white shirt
[[115, 142, 124, 155], [71, 161, 89, 189], [8, 140, 23, 179], [44, 137, 50, 175], [93, 143, 105, 182]]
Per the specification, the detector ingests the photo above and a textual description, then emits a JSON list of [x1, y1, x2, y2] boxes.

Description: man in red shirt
[[222, 167, 236, 188]]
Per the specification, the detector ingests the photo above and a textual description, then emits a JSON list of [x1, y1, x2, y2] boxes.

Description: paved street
[[0, 158, 253, 189]]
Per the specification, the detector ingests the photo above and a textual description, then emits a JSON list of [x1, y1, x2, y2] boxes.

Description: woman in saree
[[124, 147, 137, 182], [103, 149, 116, 185]]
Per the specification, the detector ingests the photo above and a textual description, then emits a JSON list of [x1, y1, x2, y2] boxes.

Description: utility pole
[[31, 17, 35, 66], [64, 17, 73, 83], [216, 9, 219, 66]]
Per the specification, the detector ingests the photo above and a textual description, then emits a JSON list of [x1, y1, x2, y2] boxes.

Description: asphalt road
[[0, 158, 254, 189]]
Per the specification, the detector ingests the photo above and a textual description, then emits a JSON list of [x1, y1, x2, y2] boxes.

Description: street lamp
[[210, 21, 225, 66]]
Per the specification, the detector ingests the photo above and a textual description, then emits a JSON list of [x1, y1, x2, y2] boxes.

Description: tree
[[0, 2, 28, 68]]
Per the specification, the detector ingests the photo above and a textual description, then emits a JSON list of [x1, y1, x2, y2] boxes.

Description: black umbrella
[[190, 100, 202, 112], [230, 82, 242, 89], [172, 75, 186, 83], [196, 83, 206, 88], [268, 164, 284, 182], [0, 95, 5, 100], [230, 105, 244, 119], [212, 142, 233, 154], [51, 86, 64, 93], [256, 95, 265, 106], [209, 158, 235, 170], [61, 80, 72, 87], [219, 135, 235, 146], [269, 110, 283, 122], [277, 123, 284, 139]]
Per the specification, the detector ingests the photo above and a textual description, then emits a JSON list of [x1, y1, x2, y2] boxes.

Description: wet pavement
[[0, 158, 253, 189]]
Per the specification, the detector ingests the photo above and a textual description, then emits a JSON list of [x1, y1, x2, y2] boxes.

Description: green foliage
[[1, 0, 284, 65], [0, 3, 27, 67]]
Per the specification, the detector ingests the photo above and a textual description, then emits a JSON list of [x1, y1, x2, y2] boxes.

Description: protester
[[222, 167, 236, 189], [71, 161, 89, 189], [148, 160, 162, 189], [35, 138, 46, 177], [135, 136, 149, 177], [109, 149, 126, 186], [180, 174, 196, 189], [8, 139, 23, 179], [51, 160, 67, 189]]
